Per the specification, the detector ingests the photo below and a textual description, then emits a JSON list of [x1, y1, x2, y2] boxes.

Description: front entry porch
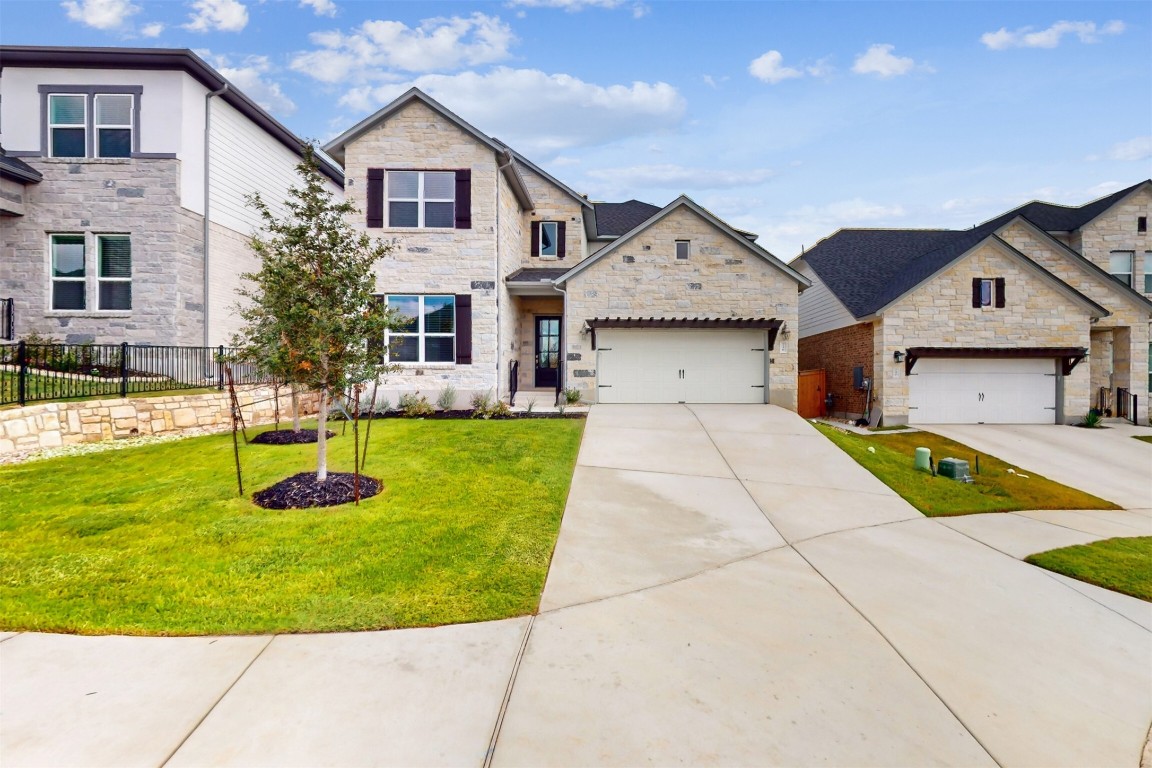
[[510, 295, 564, 405]]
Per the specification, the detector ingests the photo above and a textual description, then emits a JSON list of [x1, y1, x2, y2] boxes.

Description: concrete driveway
[[2, 405, 1150, 767], [925, 421, 1152, 510]]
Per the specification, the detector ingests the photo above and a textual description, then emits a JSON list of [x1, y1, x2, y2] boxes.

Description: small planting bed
[[250, 428, 336, 445], [1026, 537, 1151, 602], [814, 424, 1118, 516]]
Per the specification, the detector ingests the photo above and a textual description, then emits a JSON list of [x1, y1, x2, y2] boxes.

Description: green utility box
[[938, 457, 971, 481]]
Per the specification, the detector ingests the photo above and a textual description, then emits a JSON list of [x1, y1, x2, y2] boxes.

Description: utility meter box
[[938, 457, 971, 481]]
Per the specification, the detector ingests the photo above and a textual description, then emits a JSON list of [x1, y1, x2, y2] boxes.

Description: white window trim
[[49, 234, 87, 311], [47, 232, 134, 315], [96, 235, 132, 311], [48, 93, 87, 159], [539, 221, 559, 257], [386, 171, 455, 229], [1109, 250, 1134, 288], [1144, 251, 1151, 295], [94, 94, 134, 160], [979, 278, 993, 307], [385, 294, 456, 364], [675, 240, 690, 260]]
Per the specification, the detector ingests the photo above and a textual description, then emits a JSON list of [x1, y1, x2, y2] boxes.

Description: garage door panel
[[908, 358, 1056, 424]]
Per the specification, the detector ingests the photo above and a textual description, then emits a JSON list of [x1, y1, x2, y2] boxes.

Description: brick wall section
[[0, 158, 205, 346], [0, 385, 320, 456], [798, 323, 873, 417], [564, 206, 801, 409]]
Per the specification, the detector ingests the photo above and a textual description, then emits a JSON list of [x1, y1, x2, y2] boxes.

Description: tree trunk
[[316, 387, 329, 483], [291, 384, 301, 432]]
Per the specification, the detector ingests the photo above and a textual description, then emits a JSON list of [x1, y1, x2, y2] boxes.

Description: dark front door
[[535, 316, 561, 388]]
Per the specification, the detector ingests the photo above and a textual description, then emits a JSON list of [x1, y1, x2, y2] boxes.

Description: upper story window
[[539, 222, 558, 256], [40, 86, 141, 159], [971, 277, 1005, 308], [675, 240, 690, 260], [387, 171, 455, 228], [1109, 251, 1133, 288], [1145, 252, 1151, 294], [1138, 216, 1147, 233]]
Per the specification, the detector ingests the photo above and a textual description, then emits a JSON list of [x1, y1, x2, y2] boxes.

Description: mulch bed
[[250, 429, 336, 445], [360, 410, 585, 420], [252, 472, 382, 509]]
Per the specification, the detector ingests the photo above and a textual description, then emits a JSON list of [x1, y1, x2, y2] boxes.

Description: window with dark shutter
[[994, 277, 1006, 308], [530, 221, 540, 257], [454, 170, 471, 229], [455, 294, 472, 364], [366, 169, 384, 228], [369, 295, 386, 361], [557, 221, 567, 259], [971, 278, 982, 308]]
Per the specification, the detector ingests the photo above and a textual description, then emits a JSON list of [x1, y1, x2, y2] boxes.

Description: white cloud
[[981, 20, 1126, 50], [184, 0, 248, 33], [139, 21, 164, 37], [587, 163, 774, 190], [300, 0, 336, 17], [508, 0, 633, 10], [291, 13, 515, 83], [61, 0, 139, 30], [852, 44, 926, 78], [749, 50, 803, 84], [1107, 136, 1152, 162], [338, 68, 685, 155], [208, 53, 296, 116]]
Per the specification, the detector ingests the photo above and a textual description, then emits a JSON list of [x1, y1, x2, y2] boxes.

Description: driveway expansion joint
[[484, 615, 535, 768]]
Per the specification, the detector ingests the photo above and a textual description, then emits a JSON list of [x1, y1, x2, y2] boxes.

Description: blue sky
[[3, 0, 1150, 258]]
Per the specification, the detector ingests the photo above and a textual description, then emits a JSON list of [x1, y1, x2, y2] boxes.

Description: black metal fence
[[0, 299, 12, 341], [0, 342, 269, 407], [1116, 387, 1139, 425]]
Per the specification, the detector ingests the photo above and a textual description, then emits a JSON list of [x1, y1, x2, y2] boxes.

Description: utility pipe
[[202, 82, 229, 350]]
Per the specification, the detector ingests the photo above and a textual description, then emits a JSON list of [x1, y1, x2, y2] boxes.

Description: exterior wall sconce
[[893, 350, 905, 363]]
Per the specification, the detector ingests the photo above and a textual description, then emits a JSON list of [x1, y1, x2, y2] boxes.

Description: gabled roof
[[491, 139, 592, 211], [0, 45, 343, 185], [0, 149, 42, 184], [980, 180, 1151, 232], [322, 88, 532, 210], [592, 200, 662, 237], [558, 195, 810, 287]]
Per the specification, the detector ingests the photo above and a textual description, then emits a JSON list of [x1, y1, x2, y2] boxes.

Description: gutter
[[203, 82, 229, 349]]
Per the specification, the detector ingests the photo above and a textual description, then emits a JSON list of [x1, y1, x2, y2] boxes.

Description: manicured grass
[[1, 369, 216, 409], [0, 418, 584, 635], [1026, 537, 1152, 602], [814, 424, 1118, 516], [1134, 435, 1152, 445]]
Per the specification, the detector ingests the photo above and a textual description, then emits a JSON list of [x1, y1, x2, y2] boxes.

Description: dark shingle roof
[[505, 268, 570, 283], [804, 181, 1151, 318], [593, 200, 662, 237], [0, 150, 42, 183]]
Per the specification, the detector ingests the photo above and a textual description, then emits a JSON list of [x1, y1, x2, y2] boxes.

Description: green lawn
[[1134, 435, 1152, 445], [814, 424, 1118, 516], [0, 418, 584, 635], [1026, 537, 1152, 602], [1, 369, 216, 409]]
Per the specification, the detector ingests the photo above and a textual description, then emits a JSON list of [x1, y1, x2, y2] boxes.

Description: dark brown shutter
[[971, 278, 982, 308], [455, 294, 472, 364], [454, 170, 471, 229], [368, 295, 386, 361], [994, 278, 1006, 308], [557, 221, 567, 259], [530, 221, 540, 257], [366, 169, 384, 228]]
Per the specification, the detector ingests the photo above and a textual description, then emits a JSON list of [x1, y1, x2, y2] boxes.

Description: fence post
[[119, 342, 129, 398], [217, 346, 225, 390], [17, 339, 27, 406]]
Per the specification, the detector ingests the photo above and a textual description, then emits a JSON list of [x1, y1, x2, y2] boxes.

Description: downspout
[[555, 280, 567, 404], [495, 150, 515, 402], [202, 82, 229, 349]]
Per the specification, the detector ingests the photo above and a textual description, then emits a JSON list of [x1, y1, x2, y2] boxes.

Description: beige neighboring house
[[323, 88, 810, 409], [795, 181, 1152, 426], [0, 45, 343, 348]]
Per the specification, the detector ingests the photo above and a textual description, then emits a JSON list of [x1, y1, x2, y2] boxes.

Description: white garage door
[[596, 329, 766, 404], [908, 357, 1056, 424]]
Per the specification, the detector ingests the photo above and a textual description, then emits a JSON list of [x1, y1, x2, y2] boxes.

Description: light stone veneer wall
[[874, 241, 1093, 424], [496, 169, 528, 404], [563, 206, 800, 409], [1072, 186, 1151, 280], [517, 165, 587, 268], [999, 220, 1149, 423], [0, 385, 320, 456], [1, 158, 205, 345], [342, 100, 505, 404]]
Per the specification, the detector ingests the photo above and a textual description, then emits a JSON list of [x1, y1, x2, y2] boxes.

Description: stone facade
[[874, 241, 1093, 424], [1073, 186, 1151, 283], [798, 322, 874, 418], [0, 385, 320, 456], [0, 158, 205, 345], [517, 165, 587, 269], [563, 206, 801, 409]]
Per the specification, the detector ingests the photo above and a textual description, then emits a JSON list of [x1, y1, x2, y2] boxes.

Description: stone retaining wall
[[0, 386, 320, 456]]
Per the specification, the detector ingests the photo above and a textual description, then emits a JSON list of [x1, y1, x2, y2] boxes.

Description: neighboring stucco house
[[0, 45, 342, 348], [795, 181, 1152, 425], [323, 89, 810, 408]]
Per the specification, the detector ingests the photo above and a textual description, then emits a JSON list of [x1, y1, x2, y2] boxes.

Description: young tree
[[232, 144, 397, 482]]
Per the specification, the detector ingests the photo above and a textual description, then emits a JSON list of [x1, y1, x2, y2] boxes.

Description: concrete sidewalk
[[2, 405, 1150, 767]]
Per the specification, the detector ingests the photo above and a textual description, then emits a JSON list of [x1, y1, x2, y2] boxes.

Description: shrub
[[436, 385, 457, 411], [377, 397, 392, 414], [1078, 411, 1103, 428], [470, 389, 494, 418], [490, 400, 512, 418], [524, 397, 537, 414], [563, 386, 582, 405], [399, 391, 435, 418]]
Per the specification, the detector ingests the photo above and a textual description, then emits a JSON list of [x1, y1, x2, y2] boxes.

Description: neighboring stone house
[[794, 181, 1152, 425], [0, 45, 342, 347], [323, 89, 810, 409]]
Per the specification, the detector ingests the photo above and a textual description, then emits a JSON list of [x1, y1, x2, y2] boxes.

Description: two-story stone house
[[0, 45, 342, 348], [324, 89, 810, 408], [795, 181, 1152, 425]]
